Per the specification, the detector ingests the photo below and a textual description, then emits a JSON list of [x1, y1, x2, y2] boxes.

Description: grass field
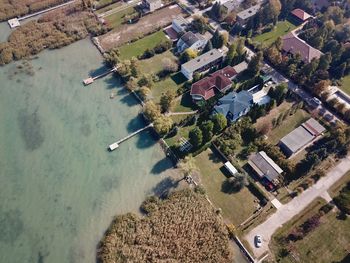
[[253, 20, 297, 47], [267, 109, 310, 145], [173, 92, 195, 112], [117, 31, 168, 60], [138, 50, 178, 75], [104, 6, 137, 29], [164, 122, 196, 147], [195, 149, 258, 226], [270, 198, 350, 263], [151, 72, 187, 102], [340, 75, 350, 95]]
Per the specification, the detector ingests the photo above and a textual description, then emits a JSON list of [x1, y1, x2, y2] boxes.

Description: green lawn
[[253, 20, 297, 47], [164, 122, 196, 147], [151, 72, 187, 102], [173, 92, 195, 112], [270, 198, 350, 263], [267, 109, 310, 145], [340, 74, 350, 95], [138, 50, 178, 75], [104, 6, 137, 29], [195, 148, 258, 226], [117, 31, 168, 60]]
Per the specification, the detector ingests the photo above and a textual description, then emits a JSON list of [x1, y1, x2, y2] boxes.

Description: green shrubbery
[[0, 3, 106, 65]]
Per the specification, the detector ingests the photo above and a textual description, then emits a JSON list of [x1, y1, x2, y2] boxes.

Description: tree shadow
[[119, 92, 140, 107], [151, 157, 174, 175], [171, 72, 187, 85], [136, 131, 157, 149], [103, 73, 122, 90], [152, 176, 180, 198], [221, 179, 241, 194], [89, 64, 108, 77]]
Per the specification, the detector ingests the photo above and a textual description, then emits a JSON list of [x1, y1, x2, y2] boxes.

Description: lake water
[[0, 23, 248, 263], [0, 30, 175, 262]]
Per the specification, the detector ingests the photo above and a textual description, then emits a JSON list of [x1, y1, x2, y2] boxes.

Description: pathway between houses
[[245, 155, 350, 259]]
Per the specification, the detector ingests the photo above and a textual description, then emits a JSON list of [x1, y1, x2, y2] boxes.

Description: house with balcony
[[177, 32, 208, 53]]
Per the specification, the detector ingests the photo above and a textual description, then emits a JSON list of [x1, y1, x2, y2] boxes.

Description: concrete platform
[[8, 18, 20, 28]]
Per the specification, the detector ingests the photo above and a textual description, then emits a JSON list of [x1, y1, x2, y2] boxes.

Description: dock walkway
[[108, 123, 153, 151], [83, 67, 117, 85], [8, 0, 76, 28]]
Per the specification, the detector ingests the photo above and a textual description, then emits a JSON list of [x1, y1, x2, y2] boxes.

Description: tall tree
[[189, 127, 203, 147], [160, 90, 176, 113], [247, 51, 263, 76], [212, 114, 227, 134]]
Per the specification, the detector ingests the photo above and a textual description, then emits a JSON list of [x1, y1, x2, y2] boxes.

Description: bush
[[319, 203, 334, 214]]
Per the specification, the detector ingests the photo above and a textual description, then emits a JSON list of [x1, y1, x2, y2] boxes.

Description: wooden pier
[[83, 67, 117, 86], [108, 123, 153, 151], [7, 0, 76, 28]]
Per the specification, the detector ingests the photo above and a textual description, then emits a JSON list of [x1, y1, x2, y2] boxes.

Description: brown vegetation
[[97, 189, 234, 263], [0, 0, 71, 21], [0, 2, 107, 65]]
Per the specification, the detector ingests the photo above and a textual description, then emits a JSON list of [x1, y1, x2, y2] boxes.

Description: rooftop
[[282, 32, 323, 63], [180, 32, 201, 47], [214, 90, 253, 118], [237, 4, 261, 20], [190, 66, 235, 100], [291, 8, 313, 21], [248, 151, 283, 182], [279, 118, 325, 154], [182, 49, 223, 73]]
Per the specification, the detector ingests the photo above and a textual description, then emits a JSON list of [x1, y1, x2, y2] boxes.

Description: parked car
[[312, 97, 322, 105], [255, 235, 262, 248]]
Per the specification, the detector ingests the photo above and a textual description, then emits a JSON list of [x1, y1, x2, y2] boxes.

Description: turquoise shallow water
[[0, 35, 175, 262]]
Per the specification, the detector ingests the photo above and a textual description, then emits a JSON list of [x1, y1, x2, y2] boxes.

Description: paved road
[[245, 155, 350, 259], [244, 46, 340, 124]]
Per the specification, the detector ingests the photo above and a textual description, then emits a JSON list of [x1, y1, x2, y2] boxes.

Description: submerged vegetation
[[97, 189, 234, 263], [0, 2, 106, 65]]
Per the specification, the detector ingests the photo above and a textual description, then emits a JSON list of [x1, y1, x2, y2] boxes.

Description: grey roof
[[232, 61, 248, 74], [180, 32, 200, 47], [173, 16, 188, 27], [214, 90, 252, 118], [182, 49, 223, 73], [280, 126, 314, 154], [223, 0, 238, 13], [280, 118, 325, 154], [237, 4, 261, 20], [249, 151, 283, 182], [302, 118, 326, 136]]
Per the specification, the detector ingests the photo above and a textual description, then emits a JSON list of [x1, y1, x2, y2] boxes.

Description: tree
[[212, 113, 227, 134], [200, 121, 214, 142], [153, 116, 173, 136], [211, 30, 228, 49], [270, 83, 288, 105], [203, 40, 213, 53], [138, 74, 153, 88], [125, 77, 138, 91], [247, 51, 263, 76], [259, 121, 272, 135], [211, 2, 225, 21], [178, 156, 198, 178], [222, 173, 249, 193], [139, 86, 151, 100], [143, 101, 160, 121], [313, 80, 330, 95], [160, 90, 176, 113], [162, 58, 178, 73], [190, 16, 208, 34], [116, 60, 131, 77], [104, 48, 120, 66], [180, 48, 198, 63], [189, 127, 203, 148], [266, 46, 282, 65]]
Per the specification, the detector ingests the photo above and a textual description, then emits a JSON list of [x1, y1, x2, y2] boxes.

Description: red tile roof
[[190, 66, 235, 100], [291, 8, 312, 21], [282, 32, 322, 63]]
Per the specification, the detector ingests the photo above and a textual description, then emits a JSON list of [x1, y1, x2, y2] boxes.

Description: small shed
[[224, 161, 238, 176]]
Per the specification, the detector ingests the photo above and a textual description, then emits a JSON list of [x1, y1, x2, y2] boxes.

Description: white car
[[313, 97, 322, 105], [255, 235, 262, 248]]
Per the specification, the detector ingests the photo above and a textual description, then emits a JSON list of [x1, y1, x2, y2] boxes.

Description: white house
[[177, 32, 208, 53], [142, 0, 162, 12], [172, 16, 189, 34]]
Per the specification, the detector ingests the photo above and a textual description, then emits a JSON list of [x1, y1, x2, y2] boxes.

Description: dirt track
[[98, 5, 186, 51]]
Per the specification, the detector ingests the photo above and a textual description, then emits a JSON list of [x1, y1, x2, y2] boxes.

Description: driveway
[[245, 155, 350, 259], [244, 46, 341, 124]]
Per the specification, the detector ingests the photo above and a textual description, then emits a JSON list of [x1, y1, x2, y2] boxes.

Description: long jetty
[[83, 67, 117, 85], [108, 123, 153, 151], [8, 0, 76, 28]]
